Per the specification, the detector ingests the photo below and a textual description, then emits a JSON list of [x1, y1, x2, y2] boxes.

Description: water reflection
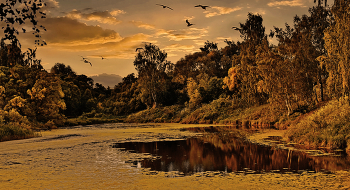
[[113, 127, 350, 176]]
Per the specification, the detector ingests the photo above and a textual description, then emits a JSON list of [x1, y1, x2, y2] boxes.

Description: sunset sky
[[15, 0, 331, 86]]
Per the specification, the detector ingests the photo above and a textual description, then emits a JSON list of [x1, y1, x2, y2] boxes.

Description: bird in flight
[[100, 56, 107, 60], [83, 59, 92, 66], [156, 4, 173, 10], [195, 5, 210, 10], [232, 26, 242, 31], [186, 20, 194, 27], [80, 56, 92, 66], [135, 47, 144, 52]]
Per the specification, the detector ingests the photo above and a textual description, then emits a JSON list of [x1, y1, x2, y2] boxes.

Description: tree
[[0, 0, 47, 47], [317, 0, 350, 98], [133, 43, 173, 108], [231, 13, 268, 106], [290, 5, 332, 101], [27, 72, 66, 126]]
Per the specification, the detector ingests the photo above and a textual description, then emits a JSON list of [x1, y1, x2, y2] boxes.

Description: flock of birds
[[133, 4, 212, 54], [81, 4, 239, 66], [156, 4, 211, 27], [80, 56, 106, 66]]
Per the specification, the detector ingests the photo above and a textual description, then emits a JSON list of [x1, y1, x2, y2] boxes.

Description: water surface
[[113, 126, 350, 175]]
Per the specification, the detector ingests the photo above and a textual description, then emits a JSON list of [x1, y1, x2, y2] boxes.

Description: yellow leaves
[[223, 67, 238, 91], [6, 96, 26, 109], [317, 1, 350, 97], [257, 80, 265, 93], [0, 86, 5, 96], [27, 87, 47, 100], [187, 77, 202, 107]]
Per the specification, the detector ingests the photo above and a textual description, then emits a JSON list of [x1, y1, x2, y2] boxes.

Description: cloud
[[253, 9, 266, 15], [156, 28, 209, 41], [66, 9, 124, 25], [89, 73, 123, 87], [130, 20, 156, 30], [204, 6, 242, 18], [163, 44, 195, 53], [40, 16, 152, 59], [267, 0, 307, 7], [45, 0, 60, 9], [41, 17, 122, 45]]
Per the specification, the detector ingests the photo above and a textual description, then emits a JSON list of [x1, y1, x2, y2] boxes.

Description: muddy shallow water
[[1, 123, 350, 190]]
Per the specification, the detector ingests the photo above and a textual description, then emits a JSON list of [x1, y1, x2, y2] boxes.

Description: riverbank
[[123, 97, 350, 152], [1, 123, 350, 190], [2, 96, 350, 152]]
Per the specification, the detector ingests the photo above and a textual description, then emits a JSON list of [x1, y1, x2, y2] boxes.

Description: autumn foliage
[[1, 0, 350, 150]]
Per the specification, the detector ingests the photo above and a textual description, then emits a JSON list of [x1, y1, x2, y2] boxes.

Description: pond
[[1, 123, 350, 189], [113, 126, 350, 176]]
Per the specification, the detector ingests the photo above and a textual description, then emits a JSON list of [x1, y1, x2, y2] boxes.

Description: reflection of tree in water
[[114, 127, 350, 175]]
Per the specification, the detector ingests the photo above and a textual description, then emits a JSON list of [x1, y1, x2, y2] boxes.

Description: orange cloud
[[39, 16, 152, 59], [130, 20, 156, 30], [267, 0, 306, 7], [156, 28, 209, 41], [204, 6, 242, 18], [67, 9, 124, 25], [41, 17, 122, 45], [163, 44, 195, 52]]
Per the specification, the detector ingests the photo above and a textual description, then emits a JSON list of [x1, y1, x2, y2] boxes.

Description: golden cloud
[[38, 16, 153, 59], [156, 28, 209, 41], [66, 9, 124, 25], [130, 20, 156, 30], [204, 6, 242, 18], [267, 0, 306, 7], [41, 17, 122, 45], [163, 44, 195, 52]]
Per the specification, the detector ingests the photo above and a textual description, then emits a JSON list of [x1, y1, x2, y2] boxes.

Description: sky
[[12, 0, 332, 87]]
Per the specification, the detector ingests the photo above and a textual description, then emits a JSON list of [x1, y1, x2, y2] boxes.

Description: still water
[[2, 124, 350, 189], [113, 126, 350, 175]]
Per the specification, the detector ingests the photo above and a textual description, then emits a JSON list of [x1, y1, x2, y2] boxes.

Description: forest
[[1, 0, 350, 150]]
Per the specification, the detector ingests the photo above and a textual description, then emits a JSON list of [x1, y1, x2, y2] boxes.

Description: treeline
[[108, 1, 349, 118], [1, 1, 349, 145]]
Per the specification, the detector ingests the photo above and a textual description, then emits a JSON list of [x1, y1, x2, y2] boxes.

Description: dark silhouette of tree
[[50, 63, 76, 77], [234, 13, 266, 44], [200, 41, 218, 53], [0, 0, 47, 47]]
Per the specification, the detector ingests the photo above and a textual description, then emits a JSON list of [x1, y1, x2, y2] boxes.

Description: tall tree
[[231, 13, 268, 106], [317, 0, 350, 98], [133, 43, 173, 108]]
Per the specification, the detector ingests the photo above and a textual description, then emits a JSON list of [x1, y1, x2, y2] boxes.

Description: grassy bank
[[0, 124, 40, 142], [124, 97, 291, 128], [285, 96, 350, 151], [125, 97, 350, 151], [3, 96, 350, 152]]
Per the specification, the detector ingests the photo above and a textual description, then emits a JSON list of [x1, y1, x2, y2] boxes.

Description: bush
[[0, 124, 39, 141], [286, 96, 350, 150]]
